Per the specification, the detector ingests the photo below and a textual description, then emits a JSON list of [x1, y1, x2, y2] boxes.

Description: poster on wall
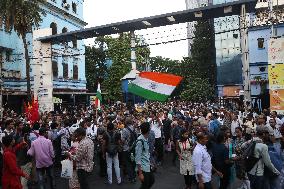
[[270, 89, 284, 114], [268, 64, 284, 90], [268, 38, 284, 65], [268, 38, 284, 113]]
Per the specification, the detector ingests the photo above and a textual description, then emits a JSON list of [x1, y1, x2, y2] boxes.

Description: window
[[62, 0, 70, 9], [0, 16, 3, 29], [0, 53, 3, 66], [5, 51, 12, 62], [63, 63, 68, 79], [62, 27, 68, 33], [259, 67, 266, 72], [52, 61, 58, 78], [72, 2, 77, 13], [257, 38, 264, 49], [73, 64, 78, 80], [72, 38, 77, 48], [50, 22, 57, 35]]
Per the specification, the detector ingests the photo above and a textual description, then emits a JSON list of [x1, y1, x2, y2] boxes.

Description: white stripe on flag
[[131, 76, 176, 95]]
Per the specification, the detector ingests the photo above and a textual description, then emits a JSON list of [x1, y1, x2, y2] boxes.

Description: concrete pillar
[[33, 29, 54, 112], [240, 4, 251, 105]]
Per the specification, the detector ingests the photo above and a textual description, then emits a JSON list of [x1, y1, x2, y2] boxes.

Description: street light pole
[[0, 79, 3, 120]]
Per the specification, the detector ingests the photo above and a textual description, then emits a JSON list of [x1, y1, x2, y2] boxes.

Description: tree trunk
[[22, 34, 31, 102]]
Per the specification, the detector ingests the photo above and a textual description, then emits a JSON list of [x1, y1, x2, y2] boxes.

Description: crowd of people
[[0, 100, 284, 189]]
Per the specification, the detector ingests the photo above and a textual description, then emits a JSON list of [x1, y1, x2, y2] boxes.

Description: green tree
[[190, 19, 216, 86], [180, 77, 215, 102], [149, 56, 180, 74], [85, 38, 108, 92], [102, 33, 150, 101], [176, 19, 216, 101], [0, 0, 46, 101]]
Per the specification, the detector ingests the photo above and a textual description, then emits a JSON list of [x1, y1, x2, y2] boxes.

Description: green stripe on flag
[[128, 83, 169, 101], [96, 91, 102, 101]]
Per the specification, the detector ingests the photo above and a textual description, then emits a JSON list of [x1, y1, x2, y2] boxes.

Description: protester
[[211, 131, 232, 189], [135, 122, 155, 189], [149, 113, 163, 165], [67, 127, 94, 189], [102, 122, 122, 185], [192, 132, 213, 189], [16, 126, 32, 189], [121, 117, 137, 183], [244, 126, 280, 189], [69, 134, 80, 189], [176, 129, 195, 189], [27, 127, 55, 189], [2, 134, 29, 189]]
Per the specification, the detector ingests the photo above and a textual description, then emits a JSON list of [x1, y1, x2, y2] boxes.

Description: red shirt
[[2, 144, 26, 189]]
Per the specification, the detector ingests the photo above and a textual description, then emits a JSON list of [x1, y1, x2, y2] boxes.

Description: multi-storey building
[[185, 0, 210, 57], [248, 0, 284, 109], [0, 0, 87, 110]]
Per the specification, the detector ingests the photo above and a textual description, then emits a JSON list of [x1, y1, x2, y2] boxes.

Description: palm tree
[[0, 0, 46, 101]]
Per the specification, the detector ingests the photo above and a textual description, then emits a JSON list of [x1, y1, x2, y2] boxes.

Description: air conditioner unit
[[255, 0, 268, 9], [63, 3, 70, 9], [274, 0, 284, 6]]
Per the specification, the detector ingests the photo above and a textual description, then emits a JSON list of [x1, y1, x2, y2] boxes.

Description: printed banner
[[268, 64, 284, 90], [270, 89, 284, 114], [268, 38, 284, 113], [268, 38, 284, 65]]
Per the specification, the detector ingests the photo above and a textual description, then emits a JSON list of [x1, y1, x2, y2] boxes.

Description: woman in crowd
[[69, 132, 80, 189], [176, 129, 195, 189]]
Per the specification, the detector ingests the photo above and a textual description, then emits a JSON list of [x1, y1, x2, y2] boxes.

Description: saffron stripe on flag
[[139, 72, 182, 86]]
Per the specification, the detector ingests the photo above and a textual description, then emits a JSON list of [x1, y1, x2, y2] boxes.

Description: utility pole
[[240, 4, 251, 107], [268, 0, 277, 37]]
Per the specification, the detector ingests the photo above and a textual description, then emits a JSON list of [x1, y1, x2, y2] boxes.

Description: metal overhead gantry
[[38, 0, 257, 42]]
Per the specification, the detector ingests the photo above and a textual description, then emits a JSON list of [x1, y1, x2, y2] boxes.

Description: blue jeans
[[106, 153, 121, 184], [36, 165, 56, 189], [121, 151, 135, 180], [248, 174, 264, 189]]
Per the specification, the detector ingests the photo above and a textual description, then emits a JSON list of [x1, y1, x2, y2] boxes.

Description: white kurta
[[178, 139, 194, 175]]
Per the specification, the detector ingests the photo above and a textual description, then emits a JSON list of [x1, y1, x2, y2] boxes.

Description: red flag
[[24, 97, 40, 124]]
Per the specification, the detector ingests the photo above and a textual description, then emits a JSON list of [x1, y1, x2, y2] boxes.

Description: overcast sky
[[83, 0, 188, 60]]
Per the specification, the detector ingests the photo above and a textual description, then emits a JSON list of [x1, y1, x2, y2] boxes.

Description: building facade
[[185, 0, 210, 57], [248, 0, 284, 109], [0, 0, 87, 110]]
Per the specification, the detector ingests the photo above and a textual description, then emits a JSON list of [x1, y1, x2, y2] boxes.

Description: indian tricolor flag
[[95, 83, 102, 110], [128, 72, 182, 101]]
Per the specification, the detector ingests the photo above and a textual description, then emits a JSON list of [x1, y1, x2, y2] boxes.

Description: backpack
[[130, 139, 145, 162], [126, 127, 137, 151], [242, 141, 260, 172], [264, 145, 283, 177], [106, 131, 119, 157], [53, 132, 64, 156]]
